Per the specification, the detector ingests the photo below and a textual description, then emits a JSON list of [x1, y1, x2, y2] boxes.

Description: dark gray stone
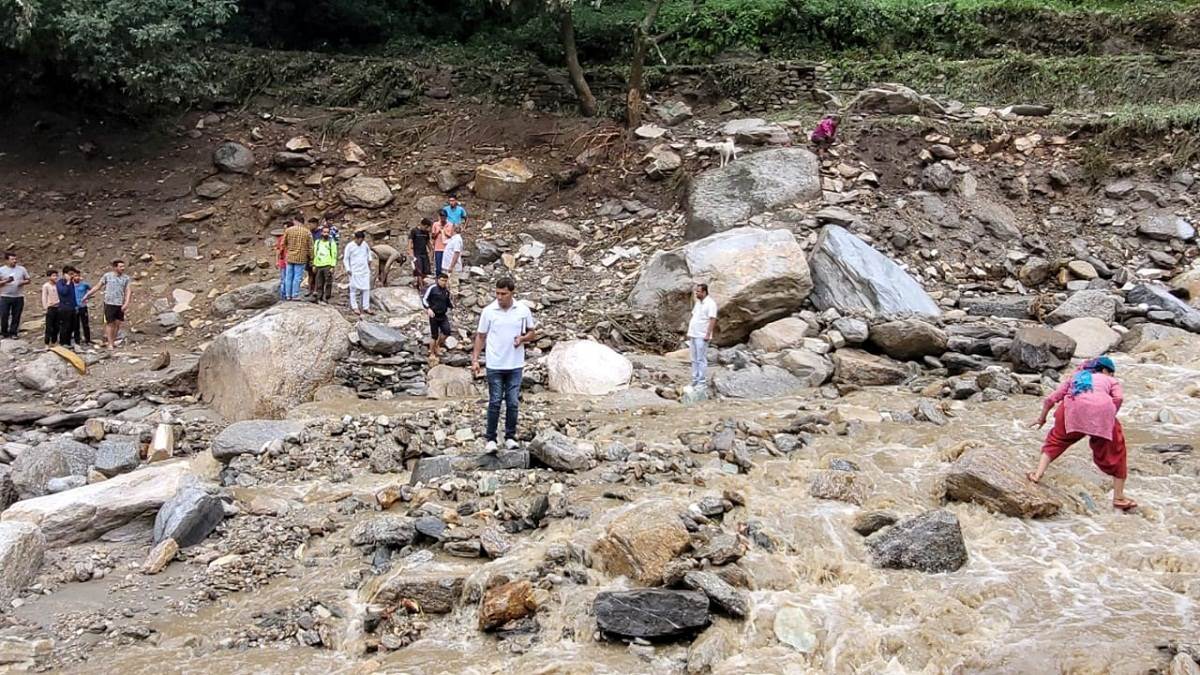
[[272, 152, 316, 168], [959, 296, 1033, 319], [212, 420, 305, 461], [33, 409, 106, 428], [0, 403, 57, 425], [1009, 327, 1077, 373], [1126, 284, 1200, 332], [10, 438, 96, 498], [1046, 290, 1117, 325], [211, 281, 281, 318], [414, 516, 447, 541], [594, 589, 711, 640], [529, 430, 590, 472], [357, 322, 406, 355], [213, 142, 255, 174], [154, 484, 225, 547], [685, 148, 821, 240], [865, 510, 968, 573], [0, 465, 17, 511], [94, 436, 141, 477], [713, 365, 805, 399]]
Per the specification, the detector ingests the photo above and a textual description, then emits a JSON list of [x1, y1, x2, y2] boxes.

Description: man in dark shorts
[[410, 218, 433, 290], [421, 273, 453, 364], [85, 259, 132, 351]]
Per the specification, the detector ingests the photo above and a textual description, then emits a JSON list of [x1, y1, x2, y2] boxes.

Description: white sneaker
[[485, 440, 498, 452], [504, 438, 520, 450]]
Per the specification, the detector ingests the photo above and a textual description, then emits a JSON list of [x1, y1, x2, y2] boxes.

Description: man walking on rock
[[0, 251, 31, 338], [688, 283, 718, 391], [344, 230, 373, 317], [85, 260, 133, 351], [472, 277, 537, 452], [281, 218, 312, 300], [422, 272, 453, 364], [432, 210, 454, 276]]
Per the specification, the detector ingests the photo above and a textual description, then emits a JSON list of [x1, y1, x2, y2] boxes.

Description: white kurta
[[343, 241, 372, 289]]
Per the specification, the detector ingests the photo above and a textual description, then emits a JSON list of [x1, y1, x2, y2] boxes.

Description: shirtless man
[[372, 243, 403, 287]]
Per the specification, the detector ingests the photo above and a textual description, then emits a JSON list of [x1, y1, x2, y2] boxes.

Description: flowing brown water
[[42, 338, 1200, 674]]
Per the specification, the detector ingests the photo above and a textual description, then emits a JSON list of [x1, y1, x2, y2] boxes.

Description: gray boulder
[[1009, 327, 1077, 373], [153, 483, 225, 547], [970, 198, 1021, 240], [339, 176, 394, 209], [848, 83, 946, 116], [721, 118, 791, 146], [1126, 283, 1200, 332], [94, 437, 141, 477], [959, 295, 1033, 320], [529, 430, 591, 472], [356, 321, 406, 355], [628, 227, 813, 346], [832, 350, 909, 386], [198, 303, 351, 420], [594, 589, 710, 640], [350, 516, 416, 548], [685, 148, 821, 240], [945, 447, 1062, 518], [212, 420, 305, 461], [809, 226, 940, 317], [0, 522, 45, 605], [1136, 210, 1195, 242], [1046, 290, 1117, 325], [10, 438, 96, 498], [868, 319, 948, 360], [778, 349, 834, 387], [16, 352, 77, 392], [211, 281, 281, 318], [213, 142, 255, 174], [713, 365, 804, 399], [524, 220, 582, 246], [653, 100, 693, 126], [865, 510, 968, 573]]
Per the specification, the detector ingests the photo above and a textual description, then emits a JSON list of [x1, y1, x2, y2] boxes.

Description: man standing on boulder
[[442, 195, 467, 228], [472, 277, 537, 452], [344, 230, 373, 317], [281, 218, 312, 300], [0, 251, 31, 338], [687, 283, 718, 391], [85, 260, 133, 351]]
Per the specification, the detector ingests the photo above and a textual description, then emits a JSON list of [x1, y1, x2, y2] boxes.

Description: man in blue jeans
[[472, 277, 537, 452]]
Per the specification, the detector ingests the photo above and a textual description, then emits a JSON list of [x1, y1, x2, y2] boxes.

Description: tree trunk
[[626, 0, 667, 129], [558, 9, 596, 118]]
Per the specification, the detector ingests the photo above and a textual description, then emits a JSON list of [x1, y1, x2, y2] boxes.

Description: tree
[[494, 0, 596, 117], [1, 0, 237, 108]]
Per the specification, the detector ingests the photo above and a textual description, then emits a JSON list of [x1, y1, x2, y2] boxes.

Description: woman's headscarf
[[1069, 355, 1116, 396]]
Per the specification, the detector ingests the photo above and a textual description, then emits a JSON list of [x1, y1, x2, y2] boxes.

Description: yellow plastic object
[[49, 345, 87, 374]]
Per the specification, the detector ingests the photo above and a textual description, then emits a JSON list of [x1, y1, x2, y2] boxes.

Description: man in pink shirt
[[1026, 356, 1134, 510]]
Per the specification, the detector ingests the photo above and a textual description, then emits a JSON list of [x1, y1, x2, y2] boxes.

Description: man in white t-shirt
[[441, 227, 464, 297], [472, 277, 538, 452], [0, 251, 32, 338], [687, 283, 718, 390]]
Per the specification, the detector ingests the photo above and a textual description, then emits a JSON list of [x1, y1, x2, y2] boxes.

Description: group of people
[[0, 253, 132, 351]]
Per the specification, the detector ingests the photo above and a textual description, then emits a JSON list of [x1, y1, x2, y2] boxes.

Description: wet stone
[[594, 589, 711, 640]]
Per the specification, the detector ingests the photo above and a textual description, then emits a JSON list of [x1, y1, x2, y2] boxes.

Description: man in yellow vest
[[312, 224, 339, 304]]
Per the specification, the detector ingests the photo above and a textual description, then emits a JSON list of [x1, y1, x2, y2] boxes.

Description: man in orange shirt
[[431, 210, 455, 277]]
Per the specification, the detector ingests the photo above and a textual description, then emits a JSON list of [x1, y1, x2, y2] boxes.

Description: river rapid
[[40, 335, 1200, 674]]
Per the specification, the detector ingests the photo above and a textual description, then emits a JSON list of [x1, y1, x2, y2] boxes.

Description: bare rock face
[[593, 500, 690, 586], [198, 304, 351, 421], [945, 447, 1063, 518], [685, 148, 821, 240], [628, 227, 813, 346], [809, 225, 940, 318]]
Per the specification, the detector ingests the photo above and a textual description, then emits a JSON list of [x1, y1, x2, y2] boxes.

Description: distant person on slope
[[54, 265, 79, 348], [442, 196, 467, 228], [1027, 355, 1135, 510], [421, 273, 454, 364], [687, 283, 718, 392], [73, 269, 92, 346], [810, 114, 839, 157], [343, 230, 373, 317], [84, 259, 133, 351]]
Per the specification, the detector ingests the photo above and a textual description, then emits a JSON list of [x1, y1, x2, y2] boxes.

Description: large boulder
[[528, 430, 591, 472], [427, 365, 475, 399], [868, 319, 948, 360], [338, 176, 394, 209], [1009, 327, 1077, 373], [832, 349, 909, 386], [198, 304, 351, 420], [154, 483, 225, 547], [524, 220, 582, 246], [945, 447, 1062, 518], [685, 148, 821, 240], [848, 83, 946, 115], [721, 118, 791, 145], [1053, 318, 1120, 359], [474, 158, 534, 203], [356, 321, 406, 355], [93, 437, 141, 478], [10, 438, 96, 499], [779, 349, 834, 387], [627, 227, 813, 346], [212, 420, 305, 461], [1120, 323, 1193, 352], [213, 141, 255, 174], [1171, 261, 1200, 306], [0, 522, 44, 605], [594, 590, 710, 640], [748, 317, 810, 352], [1, 461, 194, 547], [593, 500, 690, 586], [1136, 210, 1195, 242], [713, 365, 804, 399], [211, 281, 281, 318], [1127, 283, 1200, 332], [865, 510, 967, 573], [16, 352, 77, 392], [372, 287, 425, 317], [546, 340, 632, 396], [809, 225, 940, 317], [1046, 290, 1117, 325]]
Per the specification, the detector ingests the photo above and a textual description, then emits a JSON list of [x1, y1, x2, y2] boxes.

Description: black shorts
[[414, 255, 430, 276], [429, 315, 452, 339], [104, 304, 125, 322]]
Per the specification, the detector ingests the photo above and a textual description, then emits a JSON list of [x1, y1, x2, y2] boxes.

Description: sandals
[[1112, 498, 1138, 511]]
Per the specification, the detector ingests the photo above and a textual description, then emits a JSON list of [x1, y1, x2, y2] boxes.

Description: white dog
[[717, 137, 738, 167]]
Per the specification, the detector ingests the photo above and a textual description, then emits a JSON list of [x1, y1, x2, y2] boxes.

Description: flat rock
[[426, 365, 474, 399], [779, 349, 833, 387], [524, 220, 582, 246], [832, 349, 909, 386], [356, 321, 406, 355], [211, 281, 280, 318], [683, 571, 748, 618], [1127, 283, 1200, 332], [945, 446, 1062, 518], [1054, 317, 1120, 358], [721, 118, 791, 146], [594, 589, 710, 640], [94, 437, 141, 477], [1046, 290, 1116, 325], [713, 364, 804, 399], [1137, 210, 1195, 242], [212, 420, 305, 461], [748, 317, 810, 352], [529, 430, 590, 472], [868, 319, 948, 360]]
